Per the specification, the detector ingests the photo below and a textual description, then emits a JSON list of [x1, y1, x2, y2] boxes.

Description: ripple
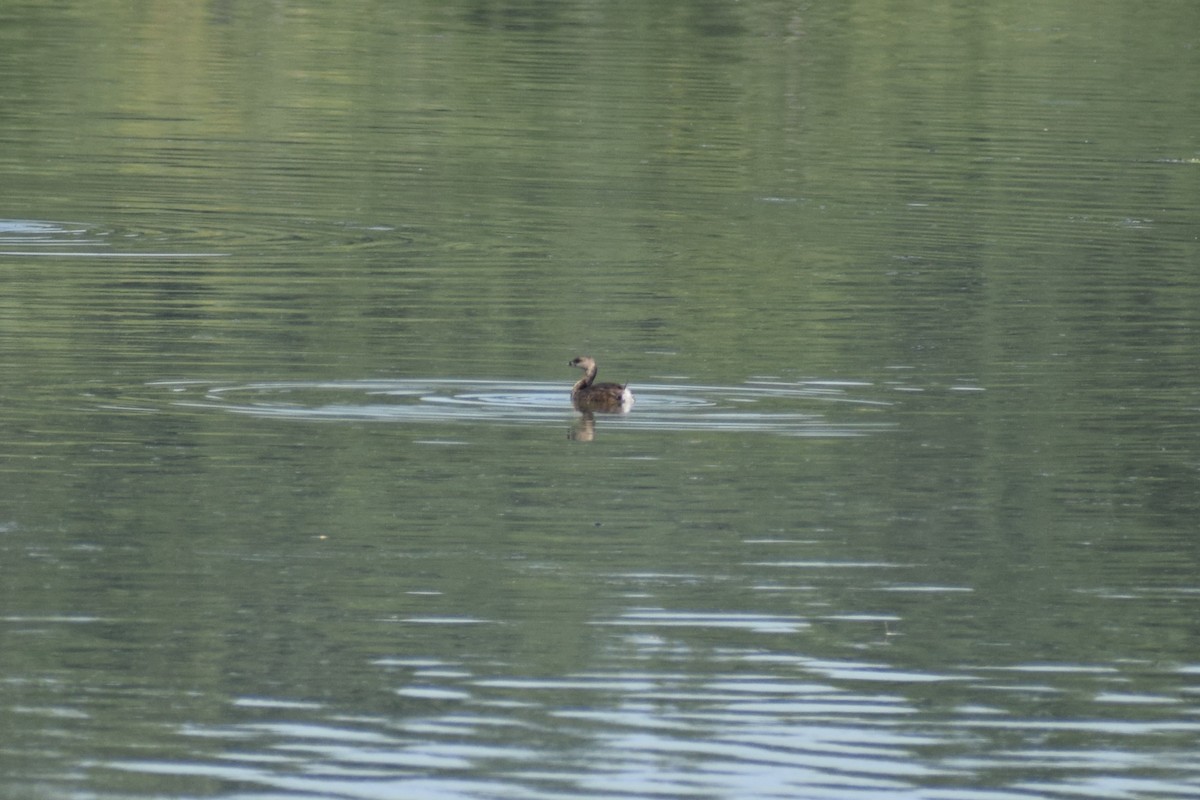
[[0, 217, 409, 260], [148, 379, 893, 437], [0, 218, 233, 258]]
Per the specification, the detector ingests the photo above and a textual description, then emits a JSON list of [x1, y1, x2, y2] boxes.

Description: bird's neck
[[573, 364, 597, 392]]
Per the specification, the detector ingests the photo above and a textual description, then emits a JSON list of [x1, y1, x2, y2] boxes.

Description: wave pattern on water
[[0, 218, 232, 259], [150, 379, 894, 438], [0, 217, 412, 260], [91, 643, 1200, 800]]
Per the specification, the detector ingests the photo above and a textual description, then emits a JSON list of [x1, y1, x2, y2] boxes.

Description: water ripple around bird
[[146, 379, 894, 438]]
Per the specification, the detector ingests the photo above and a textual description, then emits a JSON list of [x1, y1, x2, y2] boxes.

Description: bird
[[567, 355, 634, 413]]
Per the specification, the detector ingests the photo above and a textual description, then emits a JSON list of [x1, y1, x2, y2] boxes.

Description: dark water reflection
[[3, 1, 1200, 799]]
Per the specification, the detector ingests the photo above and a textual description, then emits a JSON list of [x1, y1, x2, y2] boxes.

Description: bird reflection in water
[[567, 356, 633, 441]]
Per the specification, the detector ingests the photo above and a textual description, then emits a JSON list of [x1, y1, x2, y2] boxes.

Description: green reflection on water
[[2, 0, 1200, 797]]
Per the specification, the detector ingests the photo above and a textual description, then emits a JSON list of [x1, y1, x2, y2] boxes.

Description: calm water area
[[2, 2, 1200, 798]]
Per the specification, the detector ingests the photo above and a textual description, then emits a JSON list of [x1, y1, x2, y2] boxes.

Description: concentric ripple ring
[[146, 379, 893, 437]]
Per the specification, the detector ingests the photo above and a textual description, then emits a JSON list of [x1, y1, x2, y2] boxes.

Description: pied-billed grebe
[[568, 355, 634, 413]]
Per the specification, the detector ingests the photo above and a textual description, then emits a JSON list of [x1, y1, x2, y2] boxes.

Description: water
[[3, 1, 1200, 799]]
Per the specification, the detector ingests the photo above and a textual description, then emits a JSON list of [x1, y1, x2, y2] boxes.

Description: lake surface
[[3, 2, 1200, 798]]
